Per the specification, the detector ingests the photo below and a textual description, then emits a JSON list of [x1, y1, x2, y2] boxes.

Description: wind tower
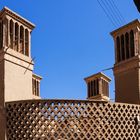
[[111, 19, 140, 104], [84, 72, 111, 101], [0, 7, 42, 102]]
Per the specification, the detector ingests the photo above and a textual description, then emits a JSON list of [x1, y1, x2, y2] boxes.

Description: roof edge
[[110, 19, 140, 36], [33, 73, 42, 80], [0, 7, 35, 29], [84, 72, 111, 82]]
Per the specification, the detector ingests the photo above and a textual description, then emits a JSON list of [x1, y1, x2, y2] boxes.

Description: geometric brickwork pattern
[[6, 100, 140, 140]]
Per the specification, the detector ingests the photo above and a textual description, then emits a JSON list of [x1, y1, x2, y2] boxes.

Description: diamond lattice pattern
[[6, 100, 140, 140]]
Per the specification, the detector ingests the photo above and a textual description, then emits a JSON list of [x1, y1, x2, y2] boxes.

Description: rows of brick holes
[[6, 100, 140, 140]]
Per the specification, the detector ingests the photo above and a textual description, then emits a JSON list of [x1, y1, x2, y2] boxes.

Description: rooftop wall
[[6, 99, 140, 139]]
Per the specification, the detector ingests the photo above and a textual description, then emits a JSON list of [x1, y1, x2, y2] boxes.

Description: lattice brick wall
[[6, 100, 140, 140]]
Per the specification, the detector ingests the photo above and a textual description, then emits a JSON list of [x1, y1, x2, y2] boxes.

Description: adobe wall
[[6, 99, 140, 139], [4, 49, 34, 101], [115, 68, 139, 104]]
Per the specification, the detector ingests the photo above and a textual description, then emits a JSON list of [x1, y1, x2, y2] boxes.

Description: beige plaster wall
[[4, 53, 33, 101], [115, 69, 139, 104]]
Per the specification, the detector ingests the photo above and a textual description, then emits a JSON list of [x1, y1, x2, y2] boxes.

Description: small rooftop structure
[[84, 72, 111, 101], [32, 73, 42, 99]]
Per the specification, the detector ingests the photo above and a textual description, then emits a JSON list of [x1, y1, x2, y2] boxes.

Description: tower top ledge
[[110, 19, 140, 37], [84, 72, 111, 83], [33, 73, 42, 81], [0, 7, 35, 30]]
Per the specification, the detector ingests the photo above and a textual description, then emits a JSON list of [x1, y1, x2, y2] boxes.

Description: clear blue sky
[[0, 0, 139, 100]]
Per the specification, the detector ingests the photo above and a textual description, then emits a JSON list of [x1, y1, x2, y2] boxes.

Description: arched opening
[[25, 29, 29, 56], [116, 37, 121, 62], [20, 26, 24, 54], [91, 81, 94, 97], [35, 80, 37, 96], [96, 79, 99, 95], [32, 78, 36, 95], [15, 23, 19, 51], [5, 19, 8, 47], [125, 33, 130, 59], [37, 81, 39, 96], [93, 80, 96, 96], [10, 20, 13, 49], [121, 35, 125, 60], [130, 30, 135, 57], [88, 82, 91, 98]]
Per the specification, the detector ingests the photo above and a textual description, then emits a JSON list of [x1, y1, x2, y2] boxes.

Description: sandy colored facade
[[111, 20, 140, 104], [0, 7, 42, 102]]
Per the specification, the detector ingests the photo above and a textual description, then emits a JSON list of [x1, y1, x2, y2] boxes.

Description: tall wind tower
[[0, 7, 42, 102], [111, 19, 140, 104]]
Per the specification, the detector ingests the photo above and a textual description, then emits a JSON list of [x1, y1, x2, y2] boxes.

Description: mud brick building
[[0, 7, 140, 140]]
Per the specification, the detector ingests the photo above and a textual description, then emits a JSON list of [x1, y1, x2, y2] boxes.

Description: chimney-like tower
[[84, 72, 111, 101], [0, 7, 41, 102], [111, 19, 140, 104]]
